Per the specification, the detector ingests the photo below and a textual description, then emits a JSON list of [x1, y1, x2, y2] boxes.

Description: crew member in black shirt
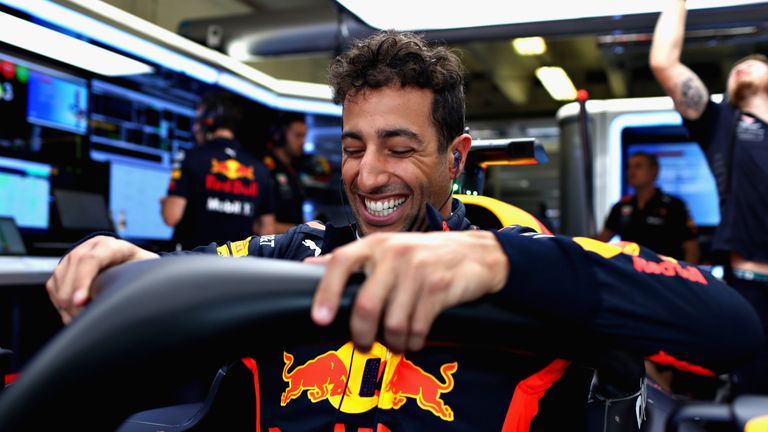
[[264, 113, 307, 233], [598, 152, 699, 263], [162, 92, 275, 249], [651, 0, 768, 395]]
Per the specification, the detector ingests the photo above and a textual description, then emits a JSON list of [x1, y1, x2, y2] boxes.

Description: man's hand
[[308, 231, 509, 353], [45, 235, 159, 324]]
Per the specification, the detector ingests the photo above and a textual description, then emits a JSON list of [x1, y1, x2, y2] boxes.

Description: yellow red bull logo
[[210, 158, 255, 181], [281, 342, 457, 421], [281, 351, 351, 405]]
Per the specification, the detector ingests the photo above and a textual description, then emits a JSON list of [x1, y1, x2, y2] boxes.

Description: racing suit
[[182, 198, 762, 432]]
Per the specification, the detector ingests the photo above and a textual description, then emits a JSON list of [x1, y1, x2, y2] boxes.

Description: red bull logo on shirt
[[281, 342, 457, 421], [210, 158, 255, 180], [206, 158, 258, 197]]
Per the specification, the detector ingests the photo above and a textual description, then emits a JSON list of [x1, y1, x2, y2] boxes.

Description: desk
[[0, 256, 60, 286]]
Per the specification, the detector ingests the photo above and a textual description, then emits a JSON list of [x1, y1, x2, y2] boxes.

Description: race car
[[0, 255, 765, 431]]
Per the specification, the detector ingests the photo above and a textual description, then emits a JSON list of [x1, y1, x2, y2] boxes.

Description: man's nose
[[356, 151, 390, 192]]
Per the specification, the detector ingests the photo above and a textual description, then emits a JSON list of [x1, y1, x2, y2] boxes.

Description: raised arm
[[650, 0, 709, 120]]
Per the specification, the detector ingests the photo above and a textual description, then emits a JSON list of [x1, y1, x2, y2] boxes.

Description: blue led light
[[0, 0, 342, 115]]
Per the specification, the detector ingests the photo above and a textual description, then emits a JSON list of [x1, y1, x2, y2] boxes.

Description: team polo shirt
[[604, 188, 697, 260], [264, 152, 306, 225], [167, 138, 274, 249], [684, 100, 768, 262]]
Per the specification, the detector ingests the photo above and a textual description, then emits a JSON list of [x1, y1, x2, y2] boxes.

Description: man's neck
[[273, 147, 292, 166], [740, 94, 768, 123], [209, 129, 235, 140], [635, 186, 656, 209]]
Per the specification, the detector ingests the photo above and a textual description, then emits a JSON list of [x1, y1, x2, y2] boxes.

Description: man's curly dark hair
[[329, 31, 465, 153]]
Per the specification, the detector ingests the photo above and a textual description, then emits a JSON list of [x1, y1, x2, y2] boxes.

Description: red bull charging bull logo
[[281, 342, 457, 421], [210, 158, 255, 180], [281, 351, 351, 405]]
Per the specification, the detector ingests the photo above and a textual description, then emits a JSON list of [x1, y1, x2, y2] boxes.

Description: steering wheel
[[0, 255, 592, 430]]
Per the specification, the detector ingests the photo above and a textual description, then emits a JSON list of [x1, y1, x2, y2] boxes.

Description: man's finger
[[382, 260, 423, 353], [60, 255, 101, 312], [407, 289, 442, 352], [304, 254, 332, 265], [56, 252, 86, 311], [350, 257, 397, 352], [312, 243, 370, 326]]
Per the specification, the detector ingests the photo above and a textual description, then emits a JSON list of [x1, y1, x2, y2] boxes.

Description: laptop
[[0, 216, 27, 256], [53, 189, 113, 232]]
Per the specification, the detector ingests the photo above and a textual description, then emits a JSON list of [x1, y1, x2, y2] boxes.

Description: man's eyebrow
[[379, 128, 423, 143], [341, 130, 362, 141], [341, 128, 424, 144]]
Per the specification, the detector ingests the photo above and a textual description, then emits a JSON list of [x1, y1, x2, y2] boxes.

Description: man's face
[[726, 59, 768, 107], [285, 121, 307, 159], [627, 155, 657, 190], [341, 86, 455, 235]]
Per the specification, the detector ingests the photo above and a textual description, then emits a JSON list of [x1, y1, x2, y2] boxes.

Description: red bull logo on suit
[[281, 342, 457, 421]]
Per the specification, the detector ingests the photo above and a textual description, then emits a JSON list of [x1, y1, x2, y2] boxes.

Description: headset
[[197, 99, 225, 135], [337, 177, 360, 239], [433, 150, 461, 215], [269, 112, 306, 149], [196, 92, 240, 135], [268, 122, 287, 149], [452, 150, 461, 179]]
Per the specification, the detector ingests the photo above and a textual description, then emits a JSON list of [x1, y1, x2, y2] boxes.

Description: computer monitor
[[0, 156, 51, 231], [0, 51, 88, 155], [109, 160, 173, 241], [53, 189, 113, 232], [622, 126, 720, 227], [0, 216, 27, 255], [27, 69, 88, 135], [90, 79, 195, 167]]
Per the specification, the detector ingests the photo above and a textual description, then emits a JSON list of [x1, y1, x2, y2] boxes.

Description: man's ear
[[448, 133, 472, 179]]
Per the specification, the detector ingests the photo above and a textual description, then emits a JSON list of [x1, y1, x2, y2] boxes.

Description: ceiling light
[[3, 0, 218, 83], [2, 0, 342, 115], [535, 66, 577, 101], [337, 0, 766, 30], [512, 37, 547, 56], [0, 10, 152, 76], [219, 73, 341, 116]]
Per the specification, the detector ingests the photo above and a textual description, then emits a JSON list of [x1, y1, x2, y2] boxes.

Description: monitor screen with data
[[109, 160, 173, 241], [0, 156, 51, 231]]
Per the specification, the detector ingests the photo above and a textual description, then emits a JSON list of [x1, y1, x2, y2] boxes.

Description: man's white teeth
[[365, 197, 405, 217]]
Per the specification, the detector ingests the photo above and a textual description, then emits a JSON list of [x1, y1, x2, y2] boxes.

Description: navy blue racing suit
[[180, 198, 762, 431]]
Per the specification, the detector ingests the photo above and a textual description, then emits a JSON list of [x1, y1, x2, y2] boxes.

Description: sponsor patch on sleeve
[[305, 221, 326, 231], [216, 237, 253, 257]]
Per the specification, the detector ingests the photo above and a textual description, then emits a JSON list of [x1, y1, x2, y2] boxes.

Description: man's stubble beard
[[729, 77, 768, 108]]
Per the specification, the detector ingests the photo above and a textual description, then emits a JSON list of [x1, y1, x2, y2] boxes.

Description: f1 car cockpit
[[0, 254, 766, 431], [1, 138, 766, 431]]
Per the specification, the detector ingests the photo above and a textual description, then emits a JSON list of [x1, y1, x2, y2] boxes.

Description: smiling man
[[46, 31, 762, 431], [340, 85, 469, 234]]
